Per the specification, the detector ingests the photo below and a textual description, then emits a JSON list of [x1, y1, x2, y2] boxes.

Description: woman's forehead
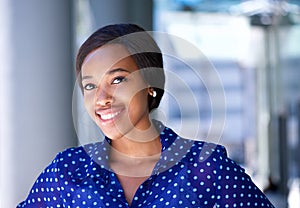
[[81, 44, 133, 74], [81, 44, 138, 77]]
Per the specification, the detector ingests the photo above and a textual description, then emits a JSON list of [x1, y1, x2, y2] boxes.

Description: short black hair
[[76, 23, 165, 111]]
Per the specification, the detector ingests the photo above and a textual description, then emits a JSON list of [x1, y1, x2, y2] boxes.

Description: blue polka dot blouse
[[18, 124, 274, 207]]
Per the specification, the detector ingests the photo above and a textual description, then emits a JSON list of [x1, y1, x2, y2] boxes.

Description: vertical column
[[0, 0, 76, 207], [0, 0, 13, 206], [297, 101, 300, 178], [278, 113, 288, 204], [254, 21, 284, 188], [255, 26, 272, 187]]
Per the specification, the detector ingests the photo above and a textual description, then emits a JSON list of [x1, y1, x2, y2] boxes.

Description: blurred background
[[1, 0, 300, 207]]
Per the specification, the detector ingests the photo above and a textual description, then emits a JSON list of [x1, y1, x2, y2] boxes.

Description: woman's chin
[[97, 119, 127, 140]]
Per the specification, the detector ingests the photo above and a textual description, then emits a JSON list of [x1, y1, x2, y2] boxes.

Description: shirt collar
[[152, 125, 194, 174], [83, 120, 194, 180]]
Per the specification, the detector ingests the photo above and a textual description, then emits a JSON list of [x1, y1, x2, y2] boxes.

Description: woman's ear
[[148, 87, 157, 98]]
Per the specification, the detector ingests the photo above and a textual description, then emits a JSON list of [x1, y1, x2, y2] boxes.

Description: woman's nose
[[95, 87, 113, 106]]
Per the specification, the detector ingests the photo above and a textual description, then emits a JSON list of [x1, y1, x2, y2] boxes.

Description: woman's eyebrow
[[106, 68, 130, 75], [82, 75, 93, 81], [81, 68, 130, 81]]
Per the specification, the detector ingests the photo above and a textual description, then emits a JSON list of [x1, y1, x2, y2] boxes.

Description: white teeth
[[100, 111, 120, 120]]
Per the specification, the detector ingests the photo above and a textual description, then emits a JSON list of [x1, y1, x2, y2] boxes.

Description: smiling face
[[81, 44, 151, 140]]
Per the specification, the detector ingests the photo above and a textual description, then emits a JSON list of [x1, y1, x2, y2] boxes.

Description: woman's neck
[[109, 124, 162, 177], [110, 129, 161, 157]]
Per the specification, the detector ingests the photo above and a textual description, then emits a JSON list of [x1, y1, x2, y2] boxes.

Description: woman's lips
[[95, 107, 124, 124], [100, 111, 120, 120]]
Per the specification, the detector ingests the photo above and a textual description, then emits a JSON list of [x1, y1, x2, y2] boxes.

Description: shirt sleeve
[[17, 153, 64, 208], [213, 145, 275, 208]]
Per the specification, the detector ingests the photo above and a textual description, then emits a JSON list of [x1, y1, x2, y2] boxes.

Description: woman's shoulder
[[171, 136, 247, 179], [55, 143, 93, 160], [161, 124, 225, 153], [50, 142, 104, 170], [176, 137, 228, 163], [190, 139, 228, 158], [161, 125, 228, 163]]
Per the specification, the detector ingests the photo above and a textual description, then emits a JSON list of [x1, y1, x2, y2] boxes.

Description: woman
[[18, 24, 274, 207]]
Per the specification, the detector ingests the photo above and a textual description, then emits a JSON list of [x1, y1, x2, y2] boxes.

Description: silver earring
[[152, 90, 157, 98]]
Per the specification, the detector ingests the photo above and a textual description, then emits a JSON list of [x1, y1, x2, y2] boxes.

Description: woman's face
[[81, 44, 150, 140]]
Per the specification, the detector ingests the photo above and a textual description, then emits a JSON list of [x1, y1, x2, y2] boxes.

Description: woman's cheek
[[114, 84, 146, 102], [83, 92, 96, 117]]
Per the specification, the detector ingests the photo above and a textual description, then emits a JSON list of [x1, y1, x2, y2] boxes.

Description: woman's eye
[[84, 83, 96, 91], [112, 76, 127, 84]]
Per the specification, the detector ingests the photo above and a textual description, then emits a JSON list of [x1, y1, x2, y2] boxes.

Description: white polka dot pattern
[[17, 123, 274, 207]]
